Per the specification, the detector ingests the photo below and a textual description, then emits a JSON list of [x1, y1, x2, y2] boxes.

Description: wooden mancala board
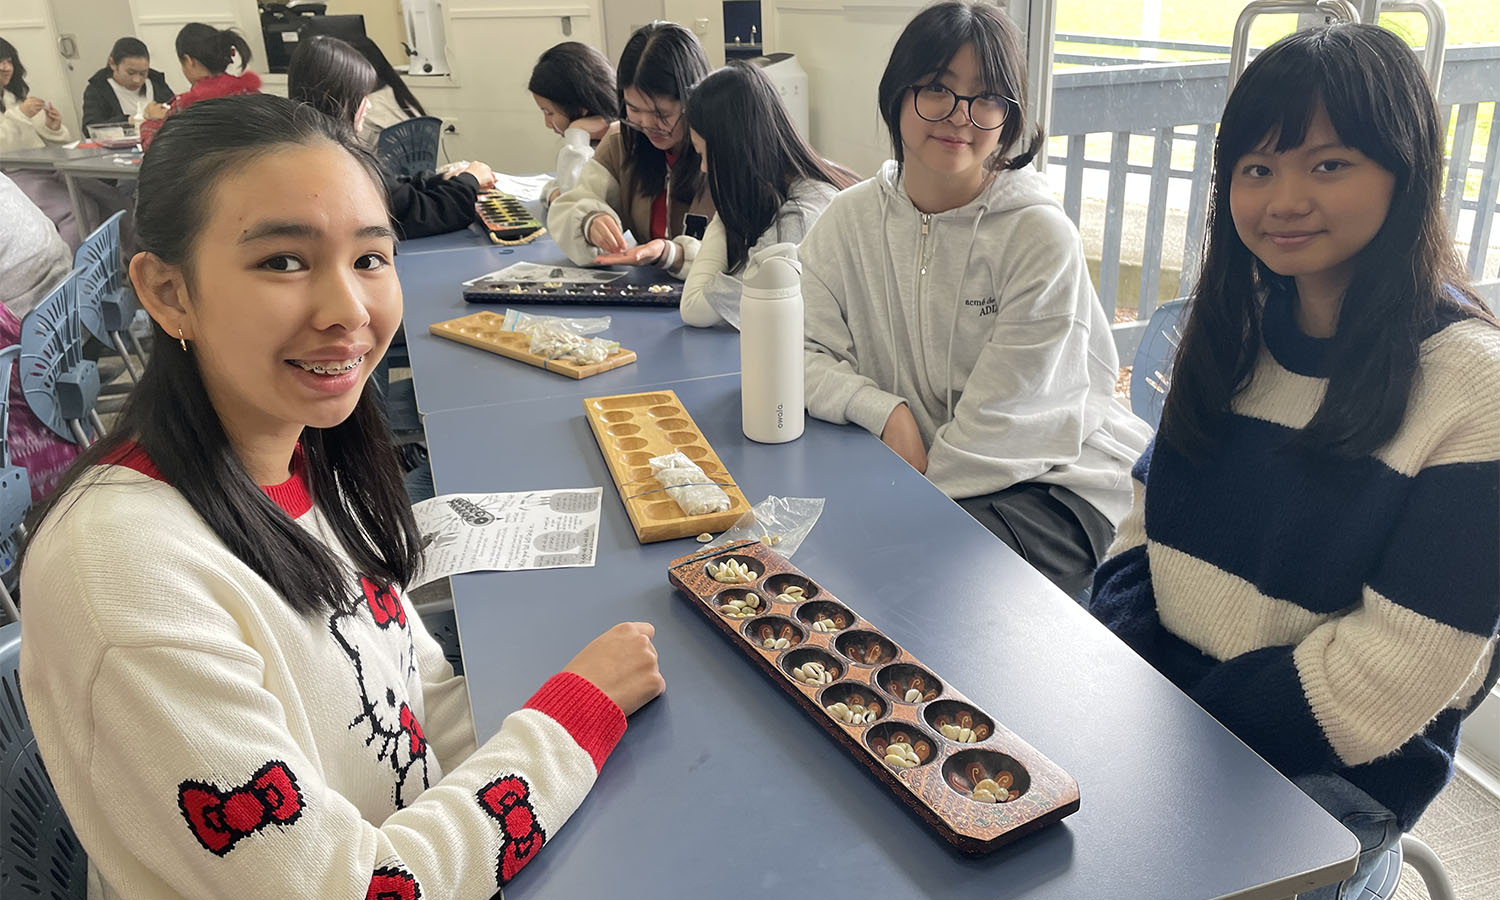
[[583, 390, 751, 543], [429, 311, 636, 379], [668, 540, 1081, 854]]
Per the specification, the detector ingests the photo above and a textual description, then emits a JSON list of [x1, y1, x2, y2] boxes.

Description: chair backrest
[[1129, 298, 1189, 430], [0, 621, 90, 899], [0, 346, 30, 577], [72, 211, 127, 345], [374, 116, 443, 179], [20, 270, 96, 442]]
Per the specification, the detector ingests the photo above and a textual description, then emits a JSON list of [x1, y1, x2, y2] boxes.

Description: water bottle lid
[[744, 243, 802, 293]]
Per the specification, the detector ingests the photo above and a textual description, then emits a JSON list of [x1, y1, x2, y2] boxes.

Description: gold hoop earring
[[178, 328, 188, 352]]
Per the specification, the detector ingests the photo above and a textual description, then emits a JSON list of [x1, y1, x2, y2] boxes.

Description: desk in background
[[422, 374, 1357, 900]]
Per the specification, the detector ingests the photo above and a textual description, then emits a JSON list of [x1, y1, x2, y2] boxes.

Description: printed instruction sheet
[[411, 488, 602, 586]]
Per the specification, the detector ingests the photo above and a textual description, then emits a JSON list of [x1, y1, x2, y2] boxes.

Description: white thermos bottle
[[739, 244, 805, 443]]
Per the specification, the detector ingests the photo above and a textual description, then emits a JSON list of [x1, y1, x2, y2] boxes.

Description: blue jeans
[[1293, 773, 1401, 900]]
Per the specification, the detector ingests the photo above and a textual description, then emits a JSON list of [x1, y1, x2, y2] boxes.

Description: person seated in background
[[349, 37, 427, 147], [528, 41, 619, 205], [81, 37, 173, 130], [288, 35, 496, 239], [677, 61, 854, 328], [0, 173, 83, 499], [1, 36, 97, 248], [139, 23, 260, 149], [548, 21, 715, 273]]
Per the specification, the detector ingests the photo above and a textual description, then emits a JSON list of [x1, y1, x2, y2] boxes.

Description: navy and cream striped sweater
[[1091, 291, 1500, 831]]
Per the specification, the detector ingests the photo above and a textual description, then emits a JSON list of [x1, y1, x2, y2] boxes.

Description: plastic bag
[[709, 496, 825, 559], [648, 451, 732, 516], [501, 309, 619, 363]]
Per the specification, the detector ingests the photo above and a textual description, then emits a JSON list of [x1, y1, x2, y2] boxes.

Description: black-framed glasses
[[621, 103, 682, 136], [908, 83, 1014, 131]]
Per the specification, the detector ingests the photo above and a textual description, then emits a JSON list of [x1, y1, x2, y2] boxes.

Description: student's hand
[[562, 622, 665, 716], [881, 404, 928, 474], [448, 160, 496, 189], [570, 115, 611, 142], [594, 239, 668, 268], [44, 104, 61, 130], [20, 96, 45, 118], [144, 101, 168, 120], [587, 215, 629, 254]]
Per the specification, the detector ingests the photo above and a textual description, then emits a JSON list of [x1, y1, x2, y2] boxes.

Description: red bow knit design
[[362, 577, 406, 628], [366, 866, 422, 900], [477, 775, 547, 884], [178, 761, 304, 856], [399, 704, 427, 757]]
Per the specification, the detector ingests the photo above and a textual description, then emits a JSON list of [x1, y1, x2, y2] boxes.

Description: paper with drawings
[[411, 488, 602, 586]]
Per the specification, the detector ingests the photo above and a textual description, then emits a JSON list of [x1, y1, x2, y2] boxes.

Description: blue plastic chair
[[20, 271, 106, 447], [374, 116, 443, 179], [0, 346, 30, 625], [0, 621, 89, 898], [74, 210, 146, 382], [1129, 298, 1188, 429]]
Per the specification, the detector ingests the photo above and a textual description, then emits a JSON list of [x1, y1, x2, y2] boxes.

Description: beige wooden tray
[[583, 389, 751, 543], [429, 311, 636, 379]]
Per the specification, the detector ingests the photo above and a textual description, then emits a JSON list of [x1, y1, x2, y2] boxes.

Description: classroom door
[[47, 0, 136, 129]]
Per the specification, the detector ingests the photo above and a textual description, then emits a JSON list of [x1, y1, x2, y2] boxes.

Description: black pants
[[957, 482, 1115, 599]]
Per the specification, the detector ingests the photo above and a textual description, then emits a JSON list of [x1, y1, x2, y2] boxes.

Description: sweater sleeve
[[0, 104, 38, 151], [81, 81, 118, 130], [1089, 444, 1162, 656], [801, 201, 906, 436], [82, 641, 620, 899], [547, 158, 622, 265], [388, 171, 480, 240], [1189, 411, 1500, 775], [680, 214, 731, 327], [922, 207, 1113, 498]]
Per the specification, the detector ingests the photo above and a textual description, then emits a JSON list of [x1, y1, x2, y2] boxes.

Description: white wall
[[50, 0, 139, 123], [663, 0, 726, 67], [603, 0, 664, 61], [5, 0, 82, 134]]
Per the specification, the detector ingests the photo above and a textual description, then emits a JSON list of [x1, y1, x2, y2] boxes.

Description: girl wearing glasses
[[801, 0, 1150, 596], [548, 22, 714, 274], [678, 61, 856, 328]]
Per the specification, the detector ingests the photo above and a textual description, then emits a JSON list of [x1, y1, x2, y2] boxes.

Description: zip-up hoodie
[[801, 160, 1151, 525]]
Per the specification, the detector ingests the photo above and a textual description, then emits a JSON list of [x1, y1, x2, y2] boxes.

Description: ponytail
[[175, 22, 253, 75]]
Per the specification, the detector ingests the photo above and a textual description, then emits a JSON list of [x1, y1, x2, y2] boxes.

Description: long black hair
[[617, 22, 709, 203], [175, 22, 252, 75], [0, 37, 31, 110], [288, 35, 376, 126], [686, 62, 855, 273], [24, 94, 422, 616], [1162, 23, 1493, 461], [351, 37, 426, 117], [877, 1, 1042, 172], [528, 41, 617, 123]]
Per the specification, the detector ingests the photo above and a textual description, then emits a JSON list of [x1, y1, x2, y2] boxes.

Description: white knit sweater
[[20, 446, 626, 899]]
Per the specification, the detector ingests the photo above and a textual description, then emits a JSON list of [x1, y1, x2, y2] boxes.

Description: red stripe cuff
[[524, 672, 626, 773]]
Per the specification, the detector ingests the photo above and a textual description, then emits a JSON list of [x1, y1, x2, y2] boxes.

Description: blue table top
[[423, 374, 1357, 900], [396, 224, 500, 254], [395, 239, 740, 415]]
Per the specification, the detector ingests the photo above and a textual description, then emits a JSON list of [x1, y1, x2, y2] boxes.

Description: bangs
[[1218, 28, 1411, 180], [902, 18, 1017, 99]]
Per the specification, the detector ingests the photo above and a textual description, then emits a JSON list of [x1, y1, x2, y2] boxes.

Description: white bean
[[904, 688, 922, 703], [971, 788, 997, 803]]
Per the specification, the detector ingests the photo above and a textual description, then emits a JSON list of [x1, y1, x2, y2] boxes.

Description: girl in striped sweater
[[20, 94, 664, 900], [1090, 24, 1500, 900]]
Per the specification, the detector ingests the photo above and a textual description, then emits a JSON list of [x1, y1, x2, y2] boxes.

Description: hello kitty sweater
[[19, 446, 626, 900]]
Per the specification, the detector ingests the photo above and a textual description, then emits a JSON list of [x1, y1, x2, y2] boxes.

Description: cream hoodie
[[801, 160, 1151, 524]]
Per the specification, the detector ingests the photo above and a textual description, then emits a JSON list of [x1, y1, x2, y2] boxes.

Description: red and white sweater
[[19, 447, 626, 899]]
